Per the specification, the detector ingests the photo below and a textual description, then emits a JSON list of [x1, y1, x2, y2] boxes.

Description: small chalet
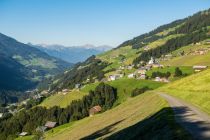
[[89, 105, 102, 116], [41, 90, 48, 95], [62, 89, 69, 92], [126, 65, 134, 70], [62, 89, 70, 95], [144, 46, 150, 51], [19, 132, 28, 136], [137, 68, 147, 75], [152, 64, 164, 68], [33, 94, 43, 100], [45, 121, 57, 129], [0, 113, 3, 118], [128, 73, 135, 78], [154, 77, 169, 83], [75, 84, 81, 89], [138, 74, 146, 80], [193, 66, 208, 72], [108, 74, 123, 81]]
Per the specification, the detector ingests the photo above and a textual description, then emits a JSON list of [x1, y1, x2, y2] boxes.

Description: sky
[[0, 0, 210, 47]]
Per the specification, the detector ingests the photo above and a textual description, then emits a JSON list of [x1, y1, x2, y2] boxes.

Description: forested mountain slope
[[0, 33, 72, 104]]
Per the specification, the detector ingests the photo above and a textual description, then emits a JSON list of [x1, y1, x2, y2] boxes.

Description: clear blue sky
[[0, 0, 210, 47]]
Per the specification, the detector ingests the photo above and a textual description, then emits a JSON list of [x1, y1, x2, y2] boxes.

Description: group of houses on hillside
[[108, 57, 166, 82]]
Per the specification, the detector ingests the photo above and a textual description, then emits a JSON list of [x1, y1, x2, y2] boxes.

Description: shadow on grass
[[81, 107, 193, 140], [80, 119, 125, 140]]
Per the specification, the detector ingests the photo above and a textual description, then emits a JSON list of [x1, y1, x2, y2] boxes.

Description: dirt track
[[158, 93, 210, 140]]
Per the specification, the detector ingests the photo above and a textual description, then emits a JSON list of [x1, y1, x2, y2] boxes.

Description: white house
[[0, 113, 3, 118], [154, 77, 169, 83], [19, 132, 28, 136], [148, 57, 155, 65], [193, 65, 208, 72], [109, 74, 123, 81], [128, 73, 135, 78], [154, 77, 161, 82]]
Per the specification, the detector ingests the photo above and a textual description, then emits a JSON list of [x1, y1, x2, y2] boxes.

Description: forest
[[40, 56, 109, 93], [0, 83, 117, 139], [133, 9, 210, 64]]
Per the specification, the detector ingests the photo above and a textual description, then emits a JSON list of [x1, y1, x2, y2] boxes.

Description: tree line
[[133, 29, 209, 64], [0, 83, 117, 139]]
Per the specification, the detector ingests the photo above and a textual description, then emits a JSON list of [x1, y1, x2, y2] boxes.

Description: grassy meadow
[[146, 66, 194, 77], [158, 68, 210, 115], [40, 90, 88, 108], [39, 78, 164, 108], [82, 78, 165, 105], [43, 92, 190, 140], [161, 52, 210, 66]]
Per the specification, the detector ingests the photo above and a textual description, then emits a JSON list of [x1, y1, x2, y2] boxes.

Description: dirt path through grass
[[158, 93, 210, 140]]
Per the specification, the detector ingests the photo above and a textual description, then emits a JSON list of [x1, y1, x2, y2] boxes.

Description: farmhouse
[[144, 46, 150, 51], [41, 90, 48, 95], [108, 74, 123, 81], [0, 113, 3, 118], [154, 77, 169, 83], [75, 84, 81, 89], [193, 49, 208, 55], [128, 73, 135, 78], [193, 65, 208, 72], [152, 64, 164, 68], [138, 74, 146, 80], [61, 89, 70, 95], [19, 132, 28, 136], [126, 65, 134, 70], [45, 121, 57, 129], [119, 65, 125, 70], [137, 68, 147, 75], [89, 105, 102, 116], [148, 57, 155, 65], [33, 94, 43, 100]]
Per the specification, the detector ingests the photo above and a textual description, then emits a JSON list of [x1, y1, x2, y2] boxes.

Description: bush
[[131, 86, 150, 97], [174, 67, 182, 77]]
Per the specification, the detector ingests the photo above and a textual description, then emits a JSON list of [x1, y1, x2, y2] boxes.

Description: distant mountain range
[[31, 44, 113, 63], [0, 33, 72, 92]]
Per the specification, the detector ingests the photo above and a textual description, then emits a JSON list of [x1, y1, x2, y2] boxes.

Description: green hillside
[[0, 33, 72, 105], [40, 90, 88, 108], [161, 51, 210, 66], [44, 92, 190, 140], [41, 79, 164, 108], [158, 68, 210, 115]]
